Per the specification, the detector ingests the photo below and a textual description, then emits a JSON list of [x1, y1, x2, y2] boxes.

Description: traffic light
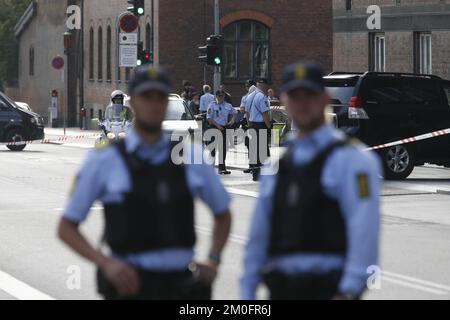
[[198, 35, 223, 66], [137, 41, 153, 65], [208, 35, 223, 66], [127, 0, 145, 17]]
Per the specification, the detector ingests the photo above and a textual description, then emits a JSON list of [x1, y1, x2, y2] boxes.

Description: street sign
[[120, 45, 138, 67], [51, 56, 65, 70], [119, 13, 139, 33], [119, 33, 138, 45]]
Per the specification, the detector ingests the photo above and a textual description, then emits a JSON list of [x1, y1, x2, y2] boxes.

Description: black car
[[325, 72, 450, 180], [0, 91, 45, 151]]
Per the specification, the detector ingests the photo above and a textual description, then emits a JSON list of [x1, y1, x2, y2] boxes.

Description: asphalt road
[[1, 140, 450, 300]]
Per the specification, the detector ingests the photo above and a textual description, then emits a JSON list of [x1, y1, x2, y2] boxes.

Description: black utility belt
[[249, 122, 268, 129]]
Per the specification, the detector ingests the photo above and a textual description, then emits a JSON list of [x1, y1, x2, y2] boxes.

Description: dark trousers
[[208, 128, 228, 171], [263, 270, 343, 300], [248, 122, 270, 169], [97, 268, 211, 300]]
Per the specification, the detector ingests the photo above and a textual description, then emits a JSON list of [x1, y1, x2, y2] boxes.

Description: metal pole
[[213, 0, 221, 92]]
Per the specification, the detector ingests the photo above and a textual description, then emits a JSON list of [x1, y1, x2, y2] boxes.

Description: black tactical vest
[[269, 139, 348, 257], [103, 140, 195, 255]]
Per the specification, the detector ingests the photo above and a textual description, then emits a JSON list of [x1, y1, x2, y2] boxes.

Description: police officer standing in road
[[247, 78, 272, 181], [207, 90, 238, 175], [241, 61, 381, 300], [240, 80, 257, 174], [58, 65, 232, 300]]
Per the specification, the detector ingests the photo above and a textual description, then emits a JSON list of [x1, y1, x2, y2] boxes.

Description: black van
[[0, 91, 44, 151], [325, 72, 450, 180]]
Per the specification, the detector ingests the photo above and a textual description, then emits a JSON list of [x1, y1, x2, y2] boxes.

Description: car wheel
[[380, 144, 415, 180], [6, 129, 26, 151]]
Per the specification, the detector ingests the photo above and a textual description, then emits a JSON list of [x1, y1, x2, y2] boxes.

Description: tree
[[0, 0, 33, 89]]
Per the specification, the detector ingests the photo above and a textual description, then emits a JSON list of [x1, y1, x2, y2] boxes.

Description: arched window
[[97, 26, 103, 80], [106, 26, 112, 81], [89, 27, 94, 80], [29, 46, 35, 76], [145, 23, 152, 50], [223, 20, 270, 80]]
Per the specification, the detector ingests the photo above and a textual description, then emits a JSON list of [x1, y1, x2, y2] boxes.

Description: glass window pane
[[239, 22, 252, 41], [255, 23, 268, 41], [224, 25, 236, 41], [254, 42, 269, 78], [239, 42, 252, 78], [224, 43, 237, 78]]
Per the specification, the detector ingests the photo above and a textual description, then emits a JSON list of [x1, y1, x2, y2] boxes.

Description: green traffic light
[[137, 7, 144, 15], [214, 57, 221, 65], [137, 60, 142, 66]]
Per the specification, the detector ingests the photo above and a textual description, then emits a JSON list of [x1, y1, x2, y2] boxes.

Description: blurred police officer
[[247, 78, 272, 181], [240, 80, 257, 174], [207, 90, 238, 175], [58, 66, 232, 300], [241, 61, 381, 300], [200, 85, 215, 114]]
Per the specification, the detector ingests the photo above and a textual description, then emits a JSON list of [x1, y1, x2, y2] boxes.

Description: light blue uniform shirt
[[248, 89, 270, 123], [63, 129, 231, 271], [207, 101, 238, 126], [241, 124, 381, 299], [244, 90, 258, 113], [200, 93, 215, 113]]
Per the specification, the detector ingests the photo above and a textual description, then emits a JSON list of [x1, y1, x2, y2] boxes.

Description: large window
[[369, 33, 385, 72], [89, 27, 94, 80], [223, 20, 270, 81], [417, 33, 432, 75], [106, 26, 112, 81], [29, 46, 34, 76], [97, 26, 103, 80]]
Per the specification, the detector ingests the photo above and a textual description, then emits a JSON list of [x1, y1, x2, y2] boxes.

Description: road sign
[[51, 56, 65, 70], [119, 13, 139, 33], [119, 33, 138, 45], [120, 45, 138, 68]]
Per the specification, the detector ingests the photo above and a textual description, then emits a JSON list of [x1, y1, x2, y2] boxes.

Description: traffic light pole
[[213, 0, 221, 92]]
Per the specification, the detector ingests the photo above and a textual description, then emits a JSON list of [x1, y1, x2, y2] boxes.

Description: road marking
[[383, 270, 450, 292], [381, 276, 447, 295], [0, 270, 55, 300], [384, 181, 450, 194], [226, 187, 259, 198]]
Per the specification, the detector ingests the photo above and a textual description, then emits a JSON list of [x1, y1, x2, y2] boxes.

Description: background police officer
[[246, 78, 272, 181], [241, 61, 381, 300], [58, 66, 232, 300], [207, 90, 238, 175]]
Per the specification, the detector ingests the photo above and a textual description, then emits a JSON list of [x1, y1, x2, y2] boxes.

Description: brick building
[[15, 0, 333, 126], [334, 0, 450, 80]]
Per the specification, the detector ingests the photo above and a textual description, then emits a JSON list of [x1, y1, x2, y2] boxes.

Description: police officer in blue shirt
[[247, 78, 272, 181], [207, 90, 238, 175], [58, 66, 232, 300], [241, 61, 381, 300]]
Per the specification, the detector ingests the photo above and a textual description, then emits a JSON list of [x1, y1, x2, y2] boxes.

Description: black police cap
[[128, 65, 173, 96], [280, 61, 326, 94]]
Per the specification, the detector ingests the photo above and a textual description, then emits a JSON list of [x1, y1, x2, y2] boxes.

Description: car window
[[363, 77, 407, 105], [165, 100, 194, 121], [443, 81, 450, 108], [405, 79, 445, 108], [325, 78, 358, 105]]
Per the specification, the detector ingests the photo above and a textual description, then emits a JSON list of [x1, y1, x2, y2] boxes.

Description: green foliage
[[0, 0, 33, 85]]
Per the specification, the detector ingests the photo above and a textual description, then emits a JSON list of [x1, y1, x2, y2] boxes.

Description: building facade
[[334, 0, 450, 80], [15, 0, 333, 126]]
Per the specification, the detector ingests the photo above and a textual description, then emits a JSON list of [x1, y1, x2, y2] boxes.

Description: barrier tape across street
[[1, 128, 450, 150]]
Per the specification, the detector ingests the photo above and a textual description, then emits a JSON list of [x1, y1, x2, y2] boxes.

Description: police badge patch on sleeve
[[357, 174, 370, 199]]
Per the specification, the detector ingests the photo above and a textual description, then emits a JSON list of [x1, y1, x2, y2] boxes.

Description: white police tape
[[367, 128, 450, 151]]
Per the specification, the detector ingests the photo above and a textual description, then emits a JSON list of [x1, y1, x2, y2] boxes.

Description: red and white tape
[[1, 133, 100, 146], [368, 128, 450, 151]]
